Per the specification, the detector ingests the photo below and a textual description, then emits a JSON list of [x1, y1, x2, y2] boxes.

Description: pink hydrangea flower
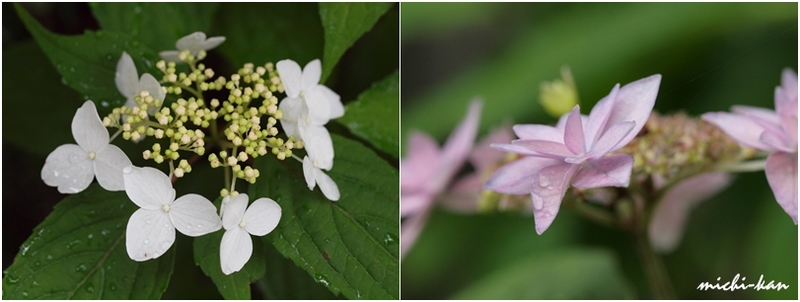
[[648, 172, 732, 253], [401, 99, 482, 256], [486, 75, 661, 234], [702, 68, 798, 224]]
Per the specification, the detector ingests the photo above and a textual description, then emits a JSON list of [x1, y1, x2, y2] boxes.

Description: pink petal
[[513, 124, 562, 142], [485, 156, 562, 195], [470, 124, 514, 171], [401, 131, 440, 191], [440, 99, 482, 168], [572, 154, 633, 189], [491, 143, 545, 156], [732, 105, 780, 125], [401, 208, 431, 257], [530, 163, 580, 234], [774, 86, 798, 148], [400, 191, 434, 217], [648, 172, 733, 253], [512, 139, 573, 158], [72, 101, 109, 153], [439, 174, 482, 213], [563, 106, 586, 155], [605, 74, 661, 146], [765, 152, 798, 224], [584, 84, 619, 145], [702, 112, 774, 151], [586, 121, 635, 158], [780, 68, 797, 103], [760, 131, 794, 153]]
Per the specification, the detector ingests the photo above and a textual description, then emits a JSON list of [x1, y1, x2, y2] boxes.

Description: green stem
[[109, 128, 123, 142], [634, 229, 676, 299]]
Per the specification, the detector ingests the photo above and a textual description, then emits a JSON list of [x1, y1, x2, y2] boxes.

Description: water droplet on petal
[[143, 239, 150, 245], [533, 197, 544, 211], [538, 175, 550, 187]]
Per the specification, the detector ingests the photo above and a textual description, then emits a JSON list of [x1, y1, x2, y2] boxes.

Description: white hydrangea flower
[[123, 166, 222, 261], [159, 31, 226, 63], [220, 193, 281, 275], [41, 101, 132, 193], [303, 156, 340, 201], [277, 59, 344, 170], [115, 51, 165, 111]]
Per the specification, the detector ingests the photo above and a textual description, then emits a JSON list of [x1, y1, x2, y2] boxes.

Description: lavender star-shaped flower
[[703, 68, 797, 224], [486, 74, 661, 234]]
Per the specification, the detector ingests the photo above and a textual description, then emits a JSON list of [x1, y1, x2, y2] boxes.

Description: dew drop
[[33, 261, 41, 268], [101, 230, 110, 237], [133, 6, 142, 14], [61, 77, 69, 85], [196, 224, 203, 230], [532, 197, 544, 210], [110, 283, 117, 291], [87, 233, 94, 239], [86, 283, 95, 293], [314, 274, 330, 287], [538, 175, 550, 187], [547, 186, 554, 190], [6, 274, 20, 284], [74, 264, 88, 273], [69, 67, 76, 73], [46, 255, 53, 261], [144, 239, 150, 245], [21, 291, 28, 297], [161, 241, 171, 251], [383, 233, 397, 246], [32, 280, 39, 287], [130, 40, 140, 47]]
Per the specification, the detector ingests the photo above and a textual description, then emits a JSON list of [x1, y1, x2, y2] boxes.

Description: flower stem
[[109, 128, 123, 142], [715, 159, 767, 173], [633, 222, 676, 299]]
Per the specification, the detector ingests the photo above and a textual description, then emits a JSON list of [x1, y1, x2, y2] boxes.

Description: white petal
[[315, 168, 340, 201], [299, 125, 334, 170], [139, 73, 165, 102], [170, 194, 223, 236], [222, 194, 249, 230], [243, 198, 282, 236], [302, 156, 316, 190], [41, 144, 94, 194], [316, 85, 344, 119], [220, 227, 252, 275], [123, 166, 175, 210], [115, 52, 139, 98], [278, 97, 304, 138], [126, 208, 175, 261], [175, 32, 206, 51], [301, 59, 322, 92], [198, 36, 225, 52], [93, 145, 132, 191], [277, 59, 303, 98], [304, 88, 332, 125], [159, 51, 181, 63], [73, 101, 109, 152]]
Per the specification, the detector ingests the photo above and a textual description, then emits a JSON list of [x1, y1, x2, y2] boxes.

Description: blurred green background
[[401, 2, 797, 299]]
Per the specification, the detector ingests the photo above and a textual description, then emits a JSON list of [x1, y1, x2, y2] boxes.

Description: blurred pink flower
[[401, 99, 482, 256], [703, 68, 797, 224], [648, 172, 733, 253], [487, 75, 661, 234]]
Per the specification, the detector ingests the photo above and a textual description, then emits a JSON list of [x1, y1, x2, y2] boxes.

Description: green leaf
[[256, 238, 339, 299], [452, 248, 635, 299], [318, 2, 394, 82], [213, 3, 323, 68], [2, 184, 175, 299], [249, 134, 399, 299], [2, 40, 83, 156], [336, 70, 399, 158], [90, 3, 220, 51], [16, 4, 161, 109], [192, 197, 266, 300]]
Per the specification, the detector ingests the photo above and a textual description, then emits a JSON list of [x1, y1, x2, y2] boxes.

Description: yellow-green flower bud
[[539, 66, 579, 118]]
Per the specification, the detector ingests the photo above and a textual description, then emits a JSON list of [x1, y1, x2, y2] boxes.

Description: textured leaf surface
[[250, 134, 399, 299], [90, 3, 219, 52], [2, 184, 175, 299], [16, 4, 161, 109], [336, 70, 399, 158], [318, 2, 394, 82], [193, 197, 266, 300], [256, 238, 339, 299], [213, 3, 323, 69], [453, 248, 634, 299]]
